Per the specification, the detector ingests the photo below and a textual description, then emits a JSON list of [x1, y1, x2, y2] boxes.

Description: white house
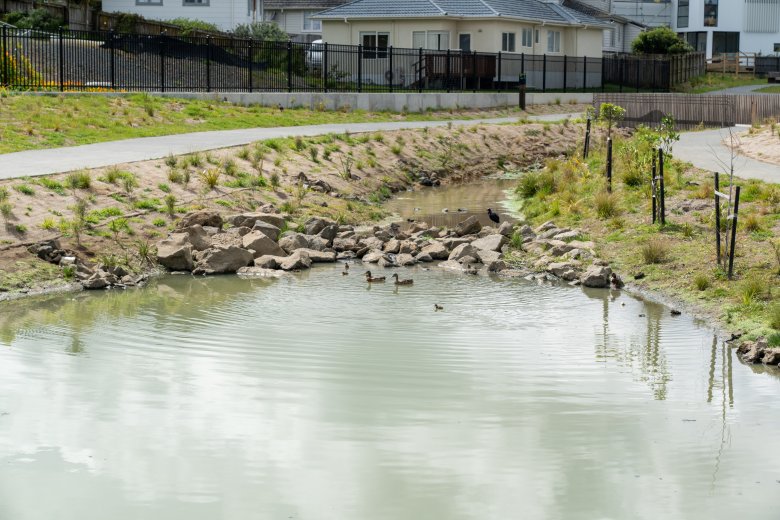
[[575, 0, 672, 28], [101, 0, 261, 31], [562, 0, 649, 53], [672, 0, 780, 58], [262, 0, 347, 42]]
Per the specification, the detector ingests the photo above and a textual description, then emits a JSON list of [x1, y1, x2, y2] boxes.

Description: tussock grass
[[641, 239, 670, 264]]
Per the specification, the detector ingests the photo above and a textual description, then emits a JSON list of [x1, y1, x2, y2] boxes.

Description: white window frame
[[302, 11, 322, 32], [183, 0, 209, 6], [360, 31, 389, 59], [546, 30, 561, 53], [521, 28, 533, 48], [412, 31, 450, 50], [136, 0, 163, 5], [501, 32, 516, 53]]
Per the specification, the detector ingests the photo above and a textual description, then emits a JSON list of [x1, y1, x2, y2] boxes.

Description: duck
[[342, 264, 349, 276], [391, 273, 413, 285], [434, 304, 443, 311], [365, 270, 385, 282], [464, 264, 478, 275]]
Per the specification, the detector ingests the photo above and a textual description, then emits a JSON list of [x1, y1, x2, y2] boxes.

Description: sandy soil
[[735, 125, 780, 166], [0, 116, 588, 293]]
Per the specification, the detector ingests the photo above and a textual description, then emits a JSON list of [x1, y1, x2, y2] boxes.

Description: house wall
[[101, 0, 255, 30], [264, 9, 322, 42], [576, 0, 672, 27], [672, 0, 780, 57]]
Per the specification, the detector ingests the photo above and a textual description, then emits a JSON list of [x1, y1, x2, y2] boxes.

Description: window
[[605, 28, 615, 48], [677, 0, 689, 28], [361, 32, 389, 59], [534, 29, 539, 44], [776, 43, 780, 52], [183, 0, 208, 5], [502, 32, 516, 52], [136, 0, 163, 5], [704, 0, 718, 27], [412, 31, 450, 50], [459, 33, 471, 52], [547, 30, 561, 53], [302, 11, 321, 32], [521, 28, 533, 48]]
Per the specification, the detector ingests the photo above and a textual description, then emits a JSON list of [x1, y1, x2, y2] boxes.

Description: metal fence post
[[287, 40, 293, 93], [727, 186, 741, 279], [388, 46, 393, 93], [651, 152, 657, 224], [584, 117, 591, 159], [58, 27, 64, 92], [606, 137, 613, 192], [497, 51, 502, 92], [445, 48, 451, 93], [159, 31, 165, 92], [206, 36, 211, 92], [521, 52, 525, 76], [563, 54, 567, 92], [418, 47, 423, 92], [635, 58, 640, 93], [109, 29, 116, 90], [1, 25, 7, 87], [582, 55, 587, 90], [472, 50, 477, 92], [357, 44, 362, 92], [248, 38, 253, 92], [542, 54, 547, 92], [323, 42, 328, 93], [658, 148, 666, 225], [714, 171, 721, 263]]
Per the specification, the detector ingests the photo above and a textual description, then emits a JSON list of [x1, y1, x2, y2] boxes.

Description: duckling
[[464, 263, 478, 275], [391, 273, 413, 285], [342, 264, 350, 276], [365, 270, 386, 282], [434, 304, 443, 311]]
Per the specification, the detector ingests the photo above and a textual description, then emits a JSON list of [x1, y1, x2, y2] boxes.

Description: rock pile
[[737, 338, 780, 367]]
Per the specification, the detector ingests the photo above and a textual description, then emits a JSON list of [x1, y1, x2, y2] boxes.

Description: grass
[[753, 85, 780, 94], [641, 239, 670, 264], [676, 72, 766, 94], [0, 93, 531, 155]]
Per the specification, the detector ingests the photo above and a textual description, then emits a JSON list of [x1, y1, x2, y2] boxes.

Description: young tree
[[598, 103, 626, 139]]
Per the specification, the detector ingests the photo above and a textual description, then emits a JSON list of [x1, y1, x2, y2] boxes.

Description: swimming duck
[[342, 264, 349, 276], [365, 270, 386, 282], [464, 264, 478, 275], [434, 304, 443, 311], [392, 273, 413, 285]]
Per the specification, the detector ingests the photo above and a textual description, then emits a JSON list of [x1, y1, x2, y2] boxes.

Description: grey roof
[[315, 0, 610, 25], [264, 0, 347, 9], [561, 0, 647, 27]]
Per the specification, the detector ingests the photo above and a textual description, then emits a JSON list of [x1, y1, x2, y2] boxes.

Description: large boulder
[[252, 220, 282, 241], [177, 210, 223, 230], [581, 265, 612, 288], [448, 243, 479, 262], [332, 237, 358, 252], [305, 235, 330, 251], [318, 224, 339, 243], [362, 250, 388, 263], [242, 231, 288, 258], [279, 250, 312, 271], [180, 224, 212, 251], [497, 221, 513, 237], [157, 233, 194, 271], [359, 236, 385, 250], [762, 347, 780, 366], [279, 233, 309, 253], [455, 216, 482, 237], [295, 248, 336, 263], [254, 255, 283, 269], [420, 241, 449, 260], [383, 238, 401, 254], [230, 212, 286, 229], [547, 262, 579, 281], [476, 249, 502, 264], [395, 253, 416, 266], [399, 240, 419, 255], [304, 217, 330, 236], [192, 245, 253, 275], [471, 234, 507, 252]]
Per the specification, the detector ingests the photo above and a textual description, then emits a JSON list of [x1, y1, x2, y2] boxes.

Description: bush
[[232, 22, 288, 41], [738, 278, 765, 305], [65, 170, 91, 191], [200, 168, 221, 190], [4, 9, 63, 32], [641, 239, 669, 264], [742, 213, 762, 233], [693, 274, 710, 291], [770, 304, 780, 330], [632, 27, 694, 55], [167, 17, 220, 35], [595, 191, 619, 219]]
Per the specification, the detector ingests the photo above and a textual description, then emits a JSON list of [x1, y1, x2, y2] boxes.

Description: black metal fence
[[0, 27, 698, 93], [603, 52, 706, 91]]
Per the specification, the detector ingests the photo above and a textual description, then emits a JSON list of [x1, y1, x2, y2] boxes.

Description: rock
[[535, 221, 557, 233], [377, 257, 397, 268], [318, 224, 339, 243], [395, 253, 416, 266], [242, 231, 288, 258], [362, 250, 387, 263], [332, 237, 358, 252], [408, 222, 430, 233], [305, 235, 330, 251], [229, 212, 285, 229], [455, 216, 482, 237], [279, 233, 309, 253], [82, 273, 109, 290], [237, 266, 288, 278], [201, 226, 220, 236], [416, 252, 433, 263], [438, 260, 468, 272], [476, 249, 502, 264], [359, 236, 385, 250], [304, 217, 330, 236], [737, 339, 769, 364], [549, 242, 575, 257], [231, 226, 252, 237], [175, 224, 210, 251], [448, 243, 479, 262], [458, 255, 479, 265], [252, 220, 282, 241], [539, 228, 563, 240], [487, 260, 509, 272], [156, 233, 194, 271], [279, 250, 312, 271], [441, 237, 469, 250], [399, 240, 419, 255], [761, 347, 780, 365], [383, 238, 401, 254], [518, 225, 536, 238], [581, 265, 612, 288], [471, 234, 507, 252], [295, 248, 336, 263], [497, 221, 513, 237], [192, 245, 254, 275], [177, 210, 223, 230], [420, 242, 449, 260], [210, 231, 244, 249], [59, 256, 76, 266], [553, 230, 581, 241], [254, 255, 282, 269], [569, 240, 596, 251]]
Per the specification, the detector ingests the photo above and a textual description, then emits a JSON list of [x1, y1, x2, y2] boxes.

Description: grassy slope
[[509, 129, 780, 340], [754, 85, 780, 94], [675, 73, 766, 94], [0, 93, 537, 154]]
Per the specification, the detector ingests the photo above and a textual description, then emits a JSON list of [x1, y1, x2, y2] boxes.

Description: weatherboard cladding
[[316, 0, 607, 25], [264, 0, 347, 9]]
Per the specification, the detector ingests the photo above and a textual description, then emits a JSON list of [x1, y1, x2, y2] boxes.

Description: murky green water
[[1, 268, 779, 520]]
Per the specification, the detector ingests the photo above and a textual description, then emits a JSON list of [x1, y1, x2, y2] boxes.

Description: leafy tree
[[632, 27, 693, 55], [167, 17, 220, 36], [3, 9, 63, 32], [598, 103, 626, 139], [232, 22, 288, 42]]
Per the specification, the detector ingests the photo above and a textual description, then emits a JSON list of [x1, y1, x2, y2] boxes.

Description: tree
[[232, 22, 288, 42], [632, 27, 694, 55], [598, 103, 626, 139]]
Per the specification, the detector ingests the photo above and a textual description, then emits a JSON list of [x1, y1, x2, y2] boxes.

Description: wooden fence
[[96, 12, 231, 40], [602, 52, 706, 90], [0, 0, 94, 30], [593, 93, 780, 129]]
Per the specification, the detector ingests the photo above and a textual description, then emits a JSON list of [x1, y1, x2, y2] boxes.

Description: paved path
[[0, 113, 578, 180], [676, 126, 780, 184], [703, 83, 771, 95]]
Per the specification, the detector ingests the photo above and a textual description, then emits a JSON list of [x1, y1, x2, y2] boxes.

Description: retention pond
[[1, 267, 779, 519]]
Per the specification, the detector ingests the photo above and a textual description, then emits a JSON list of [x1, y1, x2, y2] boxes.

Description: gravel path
[[0, 113, 579, 180]]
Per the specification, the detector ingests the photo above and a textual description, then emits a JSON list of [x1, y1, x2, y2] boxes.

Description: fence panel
[[594, 93, 742, 129]]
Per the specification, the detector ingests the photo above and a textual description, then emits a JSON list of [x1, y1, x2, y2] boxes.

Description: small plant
[[164, 154, 178, 168], [187, 153, 204, 168], [595, 191, 619, 219], [65, 170, 91, 191], [270, 173, 280, 188], [0, 186, 8, 202], [104, 167, 122, 184], [0, 201, 12, 225], [338, 153, 354, 180], [294, 136, 306, 151], [693, 274, 710, 291], [158, 183, 171, 193], [742, 213, 762, 233], [200, 168, 221, 190], [164, 194, 177, 217], [62, 265, 75, 280], [770, 303, 780, 330], [167, 168, 184, 184], [770, 240, 780, 275], [641, 239, 670, 264], [14, 184, 35, 196], [223, 158, 237, 177], [152, 217, 166, 227], [121, 173, 139, 195], [309, 146, 319, 163], [136, 239, 155, 266], [236, 147, 250, 161], [390, 144, 403, 155], [14, 224, 27, 234], [37, 178, 66, 195], [108, 217, 129, 244], [680, 223, 695, 238], [738, 278, 765, 305], [40, 216, 56, 230], [598, 102, 626, 139]]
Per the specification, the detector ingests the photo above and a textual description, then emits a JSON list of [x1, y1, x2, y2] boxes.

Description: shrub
[[158, 183, 171, 193], [738, 278, 765, 305], [164, 154, 178, 168], [65, 170, 91, 191], [152, 218, 166, 227], [223, 158, 237, 177], [641, 239, 669, 264], [693, 274, 710, 291], [14, 184, 34, 196], [4, 8, 63, 32], [0, 186, 8, 202], [622, 168, 644, 188], [121, 173, 138, 195], [595, 191, 619, 219], [270, 172, 280, 188], [37, 178, 65, 195], [0, 202, 13, 223], [40, 216, 56, 230], [770, 304, 780, 330], [200, 168, 221, 190], [166, 17, 220, 35], [104, 167, 122, 184], [632, 27, 694, 55], [742, 213, 762, 233], [164, 194, 177, 217], [168, 168, 184, 184], [231, 21, 287, 41], [598, 103, 626, 139]]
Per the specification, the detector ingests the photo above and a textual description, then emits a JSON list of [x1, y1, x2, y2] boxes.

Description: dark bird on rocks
[[610, 273, 624, 289], [671, 309, 682, 316], [487, 208, 500, 225], [434, 304, 443, 311]]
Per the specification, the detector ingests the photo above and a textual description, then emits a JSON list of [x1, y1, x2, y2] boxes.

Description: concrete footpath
[[675, 126, 780, 184], [0, 113, 578, 180]]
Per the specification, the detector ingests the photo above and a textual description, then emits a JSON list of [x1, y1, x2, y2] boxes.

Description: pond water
[[1, 267, 779, 520]]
